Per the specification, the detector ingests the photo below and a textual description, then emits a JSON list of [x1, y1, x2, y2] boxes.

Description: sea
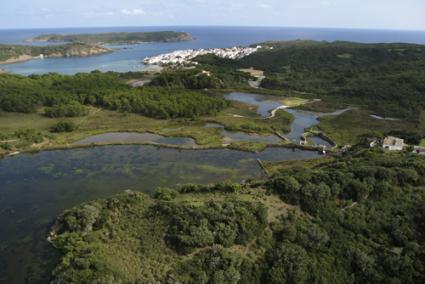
[[1, 26, 425, 75]]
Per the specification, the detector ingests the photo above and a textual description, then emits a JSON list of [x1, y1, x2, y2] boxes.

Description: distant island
[[0, 43, 111, 64], [29, 31, 193, 45], [0, 31, 193, 65]]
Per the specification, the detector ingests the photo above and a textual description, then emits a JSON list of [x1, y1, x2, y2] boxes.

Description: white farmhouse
[[382, 136, 406, 151]]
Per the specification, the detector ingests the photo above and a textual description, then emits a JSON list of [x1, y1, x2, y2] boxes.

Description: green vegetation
[[228, 141, 269, 152], [247, 41, 425, 120], [50, 121, 78, 133], [0, 43, 110, 63], [0, 71, 298, 154], [0, 72, 228, 119], [30, 31, 192, 44], [0, 128, 44, 150], [263, 156, 335, 175], [49, 183, 266, 283], [318, 109, 425, 145], [48, 149, 425, 283], [14, 128, 44, 146], [3, 40, 425, 150], [208, 103, 293, 134], [44, 102, 88, 118], [196, 40, 425, 143], [149, 67, 252, 89]]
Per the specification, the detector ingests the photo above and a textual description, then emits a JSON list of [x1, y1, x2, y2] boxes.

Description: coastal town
[[143, 45, 265, 66]]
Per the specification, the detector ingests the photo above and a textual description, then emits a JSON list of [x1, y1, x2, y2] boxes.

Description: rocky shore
[[0, 44, 112, 65]]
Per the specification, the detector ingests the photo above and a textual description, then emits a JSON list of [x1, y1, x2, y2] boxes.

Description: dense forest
[[47, 149, 425, 283], [149, 67, 252, 89], [197, 41, 425, 120], [0, 72, 228, 119], [30, 31, 192, 44]]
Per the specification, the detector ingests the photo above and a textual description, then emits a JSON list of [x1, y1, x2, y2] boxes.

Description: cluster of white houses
[[143, 46, 264, 66]]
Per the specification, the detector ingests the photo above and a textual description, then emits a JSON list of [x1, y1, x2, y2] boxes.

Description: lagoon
[[0, 145, 319, 283]]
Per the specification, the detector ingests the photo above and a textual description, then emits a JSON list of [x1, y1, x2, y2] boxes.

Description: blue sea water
[[1, 26, 425, 75]]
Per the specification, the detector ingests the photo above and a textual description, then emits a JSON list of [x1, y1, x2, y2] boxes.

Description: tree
[[50, 121, 78, 133], [266, 242, 310, 284]]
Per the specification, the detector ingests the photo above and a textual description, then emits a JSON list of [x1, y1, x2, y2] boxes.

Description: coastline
[[0, 54, 35, 65], [28, 32, 193, 45], [0, 33, 193, 67], [0, 46, 113, 66]]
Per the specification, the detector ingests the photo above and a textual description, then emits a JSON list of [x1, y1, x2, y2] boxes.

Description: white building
[[413, 146, 425, 155], [382, 136, 406, 151], [143, 46, 262, 66]]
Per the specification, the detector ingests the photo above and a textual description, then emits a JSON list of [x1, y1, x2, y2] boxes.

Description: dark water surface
[[0, 145, 319, 283], [74, 132, 197, 147]]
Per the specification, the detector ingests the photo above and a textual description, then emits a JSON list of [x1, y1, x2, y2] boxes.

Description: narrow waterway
[[225, 92, 332, 144]]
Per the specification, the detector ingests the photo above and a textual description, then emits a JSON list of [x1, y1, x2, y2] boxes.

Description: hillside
[[0, 43, 111, 64], [197, 40, 425, 120], [47, 149, 425, 283], [30, 31, 193, 44]]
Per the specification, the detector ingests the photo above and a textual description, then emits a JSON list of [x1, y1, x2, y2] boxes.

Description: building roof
[[383, 136, 405, 147]]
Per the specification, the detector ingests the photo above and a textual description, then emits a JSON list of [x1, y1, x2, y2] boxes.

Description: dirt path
[[269, 106, 289, 118]]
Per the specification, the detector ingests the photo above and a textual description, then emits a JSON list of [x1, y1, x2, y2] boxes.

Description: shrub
[[14, 129, 43, 144], [50, 121, 78, 133], [45, 101, 88, 118], [154, 187, 178, 201]]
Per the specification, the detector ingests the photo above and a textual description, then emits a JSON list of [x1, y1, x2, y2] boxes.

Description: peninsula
[[0, 43, 111, 64], [29, 31, 193, 45], [0, 31, 193, 65]]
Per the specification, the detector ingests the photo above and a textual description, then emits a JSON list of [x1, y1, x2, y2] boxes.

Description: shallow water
[[225, 92, 329, 144], [309, 136, 334, 148], [74, 132, 197, 147], [0, 145, 319, 283], [225, 92, 284, 117]]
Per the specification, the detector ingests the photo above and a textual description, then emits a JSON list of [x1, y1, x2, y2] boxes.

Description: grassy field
[[318, 109, 425, 145], [421, 139, 425, 147], [297, 99, 349, 113], [4, 87, 414, 155], [280, 97, 312, 107], [264, 156, 334, 175], [0, 99, 295, 155], [206, 101, 293, 134]]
